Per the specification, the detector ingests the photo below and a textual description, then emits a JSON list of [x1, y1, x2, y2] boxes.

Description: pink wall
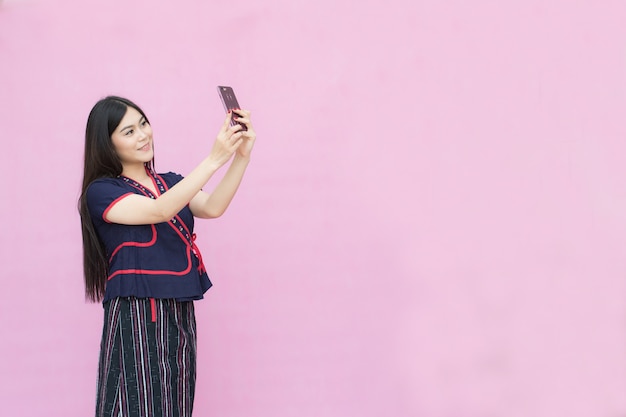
[[1, 0, 625, 416]]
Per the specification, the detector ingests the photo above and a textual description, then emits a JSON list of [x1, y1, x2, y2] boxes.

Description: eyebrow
[[119, 116, 146, 133]]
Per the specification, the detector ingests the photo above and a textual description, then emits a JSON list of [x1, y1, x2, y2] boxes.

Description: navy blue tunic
[[86, 171, 212, 302]]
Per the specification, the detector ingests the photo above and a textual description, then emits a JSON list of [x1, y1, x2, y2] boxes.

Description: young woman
[[79, 96, 255, 417]]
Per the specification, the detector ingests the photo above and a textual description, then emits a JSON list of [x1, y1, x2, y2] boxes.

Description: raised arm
[[104, 113, 246, 225], [189, 109, 256, 218]]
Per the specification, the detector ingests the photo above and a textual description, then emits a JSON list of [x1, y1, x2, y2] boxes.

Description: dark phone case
[[217, 86, 247, 131]]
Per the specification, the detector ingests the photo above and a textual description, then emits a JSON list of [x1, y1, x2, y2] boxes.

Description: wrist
[[202, 156, 224, 172], [233, 154, 251, 164]]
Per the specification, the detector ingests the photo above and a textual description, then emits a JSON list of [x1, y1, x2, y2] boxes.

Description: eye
[[141, 120, 149, 127], [124, 129, 134, 136]]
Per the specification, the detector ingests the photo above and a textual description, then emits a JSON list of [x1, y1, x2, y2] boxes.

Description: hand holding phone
[[217, 85, 247, 131]]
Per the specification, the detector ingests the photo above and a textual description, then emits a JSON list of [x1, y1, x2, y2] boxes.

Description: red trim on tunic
[[106, 170, 202, 281], [102, 192, 134, 223], [108, 224, 158, 262], [107, 245, 194, 280]]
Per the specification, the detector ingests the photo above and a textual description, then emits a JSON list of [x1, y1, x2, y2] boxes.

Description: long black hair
[[78, 96, 153, 302]]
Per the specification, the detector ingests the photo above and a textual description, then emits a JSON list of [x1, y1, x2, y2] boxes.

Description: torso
[[137, 180, 159, 196], [86, 171, 212, 302]]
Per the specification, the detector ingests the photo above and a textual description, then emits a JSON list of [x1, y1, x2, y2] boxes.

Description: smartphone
[[217, 85, 247, 131]]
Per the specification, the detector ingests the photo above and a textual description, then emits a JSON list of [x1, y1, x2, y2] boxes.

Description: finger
[[228, 124, 243, 136], [232, 115, 252, 132], [234, 121, 250, 132], [222, 112, 233, 130], [232, 109, 251, 119], [232, 137, 244, 149], [233, 115, 250, 125], [220, 124, 240, 141], [225, 136, 243, 151], [228, 130, 244, 143]]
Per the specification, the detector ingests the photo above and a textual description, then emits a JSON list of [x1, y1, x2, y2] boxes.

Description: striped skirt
[[95, 297, 197, 417]]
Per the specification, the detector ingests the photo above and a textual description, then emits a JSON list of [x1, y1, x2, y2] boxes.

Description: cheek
[[111, 135, 131, 156], [111, 138, 123, 154]]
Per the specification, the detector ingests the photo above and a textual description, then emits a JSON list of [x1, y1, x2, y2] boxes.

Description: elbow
[[190, 197, 229, 219], [203, 207, 226, 219], [199, 202, 227, 218], [154, 211, 172, 224], [201, 199, 230, 219], [152, 204, 176, 224]]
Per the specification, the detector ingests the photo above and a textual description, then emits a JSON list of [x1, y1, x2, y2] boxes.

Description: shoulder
[[157, 171, 184, 187], [86, 177, 125, 196], [85, 177, 132, 207]]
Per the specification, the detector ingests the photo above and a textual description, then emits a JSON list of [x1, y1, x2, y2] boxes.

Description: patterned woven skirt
[[95, 297, 197, 417]]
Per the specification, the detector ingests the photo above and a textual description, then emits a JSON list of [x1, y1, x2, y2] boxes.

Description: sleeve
[[86, 178, 134, 224], [158, 171, 184, 189]]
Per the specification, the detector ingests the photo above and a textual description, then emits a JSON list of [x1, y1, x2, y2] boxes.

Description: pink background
[[1, 0, 625, 416]]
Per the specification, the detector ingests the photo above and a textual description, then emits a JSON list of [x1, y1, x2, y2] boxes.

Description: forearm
[[196, 155, 250, 218], [105, 111, 249, 226], [104, 157, 223, 225], [154, 157, 222, 220]]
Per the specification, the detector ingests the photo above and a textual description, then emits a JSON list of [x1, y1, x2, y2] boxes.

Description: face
[[111, 106, 153, 167]]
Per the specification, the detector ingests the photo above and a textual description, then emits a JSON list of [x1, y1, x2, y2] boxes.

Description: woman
[[78, 96, 255, 417]]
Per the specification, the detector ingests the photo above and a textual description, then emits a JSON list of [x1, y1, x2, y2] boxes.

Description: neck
[[121, 163, 151, 181]]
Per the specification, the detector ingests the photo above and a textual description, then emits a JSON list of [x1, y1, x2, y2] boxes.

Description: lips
[[138, 143, 151, 151]]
